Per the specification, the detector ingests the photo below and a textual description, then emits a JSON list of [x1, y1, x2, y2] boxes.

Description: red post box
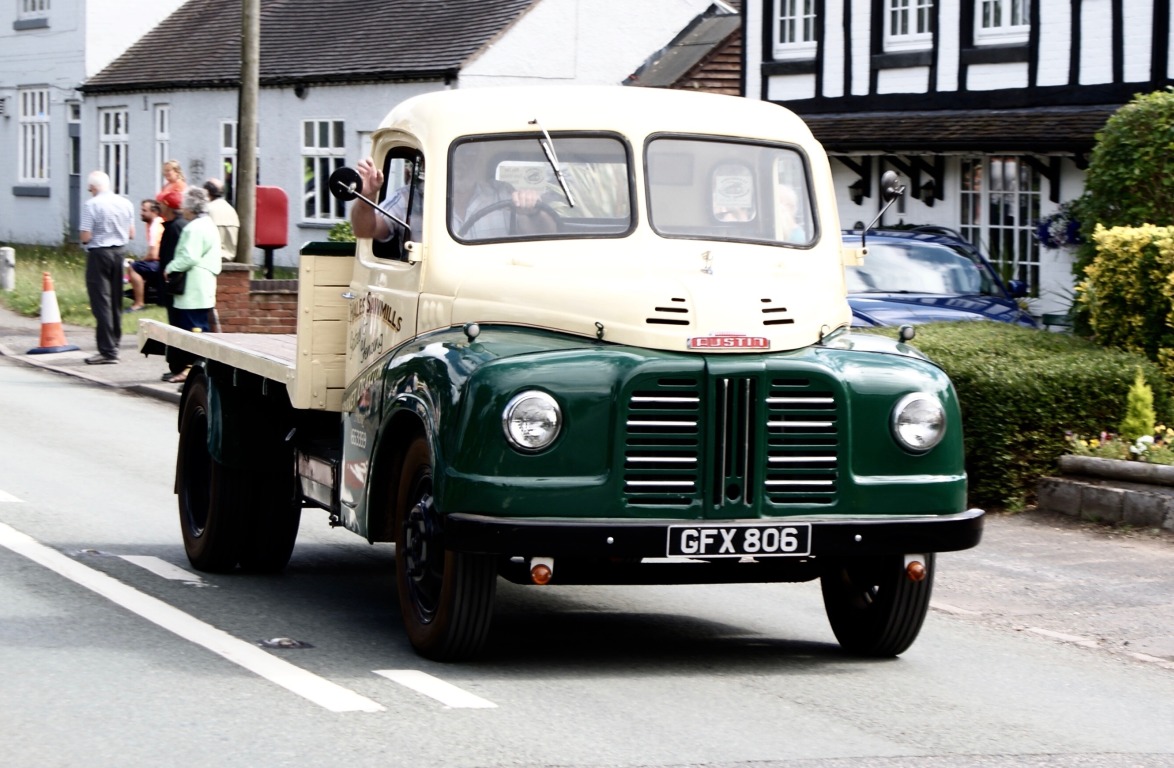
[[255, 186, 289, 278]]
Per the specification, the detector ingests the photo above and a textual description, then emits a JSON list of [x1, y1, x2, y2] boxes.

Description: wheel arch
[[366, 404, 429, 543]]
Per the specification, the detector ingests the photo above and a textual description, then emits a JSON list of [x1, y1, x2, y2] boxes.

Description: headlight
[[502, 391, 561, 452], [891, 393, 945, 453]]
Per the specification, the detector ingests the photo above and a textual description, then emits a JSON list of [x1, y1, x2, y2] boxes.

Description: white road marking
[[120, 555, 206, 584], [932, 601, 981, 616], [0, 522, 384, 713], [1127, 652, 1174, 671], [0, 489, 23, 503], [1025, 626, 1100, 649], [375, 669, 497, 709]]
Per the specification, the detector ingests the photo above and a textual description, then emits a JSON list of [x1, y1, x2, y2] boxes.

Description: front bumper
[[447, 507, 983, 558]]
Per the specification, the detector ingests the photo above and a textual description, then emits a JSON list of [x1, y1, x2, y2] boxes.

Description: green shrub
[[327, 220, 355, 242], [1119, 367, 1156, 442], [894, 322, 1171, 509], [1076, 224, 1174, 373]]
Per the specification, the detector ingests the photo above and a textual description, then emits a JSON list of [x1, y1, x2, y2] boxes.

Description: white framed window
[[975, 0, 1029, 45], [154, 104, 170, 187], [885, 0, 934, 52], [19, 0, 49, 19], [960, 155, 1041, 295], [301, 118, 346, 221], [773, 0, 817, 60], [99, 107, 130, 195], [220, 120, 238, 202], [18, 87, 50, 184]]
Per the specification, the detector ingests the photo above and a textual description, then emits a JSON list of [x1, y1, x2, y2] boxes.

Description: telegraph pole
[[236, 0, 260, 265]]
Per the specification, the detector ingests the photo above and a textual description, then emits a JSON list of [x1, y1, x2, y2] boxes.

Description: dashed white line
[[0, 521, 384, 713], [931, 601, 981, 616], [120, 555, 206, 584], [0, 489, 23, 503], [1025, 626, 1100, 649], [375, 669, 497, 709]]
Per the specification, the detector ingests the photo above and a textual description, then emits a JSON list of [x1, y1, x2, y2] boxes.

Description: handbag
[[167, 270, 187, 296]]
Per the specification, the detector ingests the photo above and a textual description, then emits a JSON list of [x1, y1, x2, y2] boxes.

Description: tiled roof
[[625, 4, 740, 94], [801, 105, 1119, 155], [82, 0, 538, 93]]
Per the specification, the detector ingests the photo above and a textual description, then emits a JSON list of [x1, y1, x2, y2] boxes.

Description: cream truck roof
[[360, 86, 850, 354]]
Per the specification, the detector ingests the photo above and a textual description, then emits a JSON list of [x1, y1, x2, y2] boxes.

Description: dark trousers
[[85, 246, 125, 359], [166, 306, 212, 373]]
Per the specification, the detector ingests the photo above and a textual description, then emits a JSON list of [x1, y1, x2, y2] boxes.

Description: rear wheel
[[820, 554, 934, 657], [176, 373, 240, 572], [394, 436, 496, 660], [237, 456, 301, 573]]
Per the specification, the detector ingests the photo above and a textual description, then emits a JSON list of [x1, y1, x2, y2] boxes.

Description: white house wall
[[0, 0, 184, 246], [460, 0, 716, 86], [84, 81, 444, 264]]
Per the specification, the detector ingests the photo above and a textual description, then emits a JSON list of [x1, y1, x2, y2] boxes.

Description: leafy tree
[[1071, 88, 1174, 330]]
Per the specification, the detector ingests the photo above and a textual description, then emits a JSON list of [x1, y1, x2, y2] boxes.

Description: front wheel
[[820, 554, 935, 657], [394, 436, 497, 661]]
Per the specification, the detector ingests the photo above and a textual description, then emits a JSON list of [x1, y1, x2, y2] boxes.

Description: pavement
[[0, 304, 181, 404]]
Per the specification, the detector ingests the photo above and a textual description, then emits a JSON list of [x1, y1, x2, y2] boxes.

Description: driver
[[351, 144, 555, 243]]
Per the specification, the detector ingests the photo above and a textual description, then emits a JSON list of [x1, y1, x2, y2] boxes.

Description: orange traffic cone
[[27, 272, 80, 354]]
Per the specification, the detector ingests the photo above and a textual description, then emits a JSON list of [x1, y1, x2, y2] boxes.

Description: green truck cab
[[141, 86, 981, 661]]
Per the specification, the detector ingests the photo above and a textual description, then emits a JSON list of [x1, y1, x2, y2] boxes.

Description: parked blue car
[[843, 228, 1039, 328]]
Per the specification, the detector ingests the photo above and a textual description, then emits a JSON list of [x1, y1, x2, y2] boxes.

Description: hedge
[[887, 322, 1171, 510]]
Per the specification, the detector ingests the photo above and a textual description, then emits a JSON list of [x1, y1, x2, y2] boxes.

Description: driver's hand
[[512, 189, 542, 211], [356, 157, 384, 198]]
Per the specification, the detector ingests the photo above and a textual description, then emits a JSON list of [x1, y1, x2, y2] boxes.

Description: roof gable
[[82, 0, 538, 93]]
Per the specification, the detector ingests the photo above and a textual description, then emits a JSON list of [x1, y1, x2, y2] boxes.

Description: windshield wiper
[[529, 118, 575, 208]]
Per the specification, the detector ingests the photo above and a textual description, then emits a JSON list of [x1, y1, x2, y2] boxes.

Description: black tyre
[[394, 436, 496, 661], [236, 458, 301, 574], [820, 553, 935, 657], [176, 373, 240, 572]]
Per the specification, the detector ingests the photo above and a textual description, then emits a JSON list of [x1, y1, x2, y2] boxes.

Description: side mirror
[[327, 165, 411, 235], [329, 166, 363, 201], [860, 171, 907, 249], [880, 170, 906, 203], [1006, 279, 1029, 299]]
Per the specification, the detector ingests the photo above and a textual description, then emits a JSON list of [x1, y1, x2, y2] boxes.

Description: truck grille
[[623, 374, 839, 509], [623, 378, 703, 506]]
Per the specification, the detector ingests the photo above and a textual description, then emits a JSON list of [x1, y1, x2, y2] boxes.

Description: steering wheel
[[458, 199, 561, 237]]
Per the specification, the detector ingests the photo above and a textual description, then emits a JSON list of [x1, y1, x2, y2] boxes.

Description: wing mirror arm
[[328, 166, 411, 236], [860, 170, 907, 251]]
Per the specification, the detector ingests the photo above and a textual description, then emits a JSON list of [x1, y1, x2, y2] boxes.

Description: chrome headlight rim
[[890, 392, 946, 453], [501, 390, 562, 453]]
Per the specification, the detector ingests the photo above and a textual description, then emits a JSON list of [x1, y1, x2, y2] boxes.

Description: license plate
[[666, 523, 812, 558]]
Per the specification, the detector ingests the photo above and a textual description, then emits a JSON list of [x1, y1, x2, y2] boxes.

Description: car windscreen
[[845, 241, 997, 295], [449, 135, 632, 243], [645, 136, 816, 247]]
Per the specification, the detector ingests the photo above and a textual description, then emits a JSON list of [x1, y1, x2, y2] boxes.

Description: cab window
[[646, 137, 816, 247], [373, 148, 424, 261]]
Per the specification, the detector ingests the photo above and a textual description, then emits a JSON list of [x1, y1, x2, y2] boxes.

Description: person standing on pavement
[[203, 178, 240, 261], [79, 170, 136, 365], [164, 187, 222, 384], [156, 187, 189, 381]]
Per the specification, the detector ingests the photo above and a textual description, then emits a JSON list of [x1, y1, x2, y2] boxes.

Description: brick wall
[[215, 263, 298, 334]]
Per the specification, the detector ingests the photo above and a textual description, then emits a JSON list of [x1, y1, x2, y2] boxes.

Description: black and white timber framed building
[[745, 0, 1174, 316]]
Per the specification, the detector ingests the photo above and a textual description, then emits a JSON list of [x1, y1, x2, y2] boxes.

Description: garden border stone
[[1038, 456, 1174, 531]]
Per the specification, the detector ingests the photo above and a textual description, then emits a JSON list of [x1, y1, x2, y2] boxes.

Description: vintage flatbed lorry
[[140, 86, 983, 661]]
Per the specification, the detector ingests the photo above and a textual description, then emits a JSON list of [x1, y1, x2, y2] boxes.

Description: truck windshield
[[645, 137, 816, 247], [449, 135, 633, 243]]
